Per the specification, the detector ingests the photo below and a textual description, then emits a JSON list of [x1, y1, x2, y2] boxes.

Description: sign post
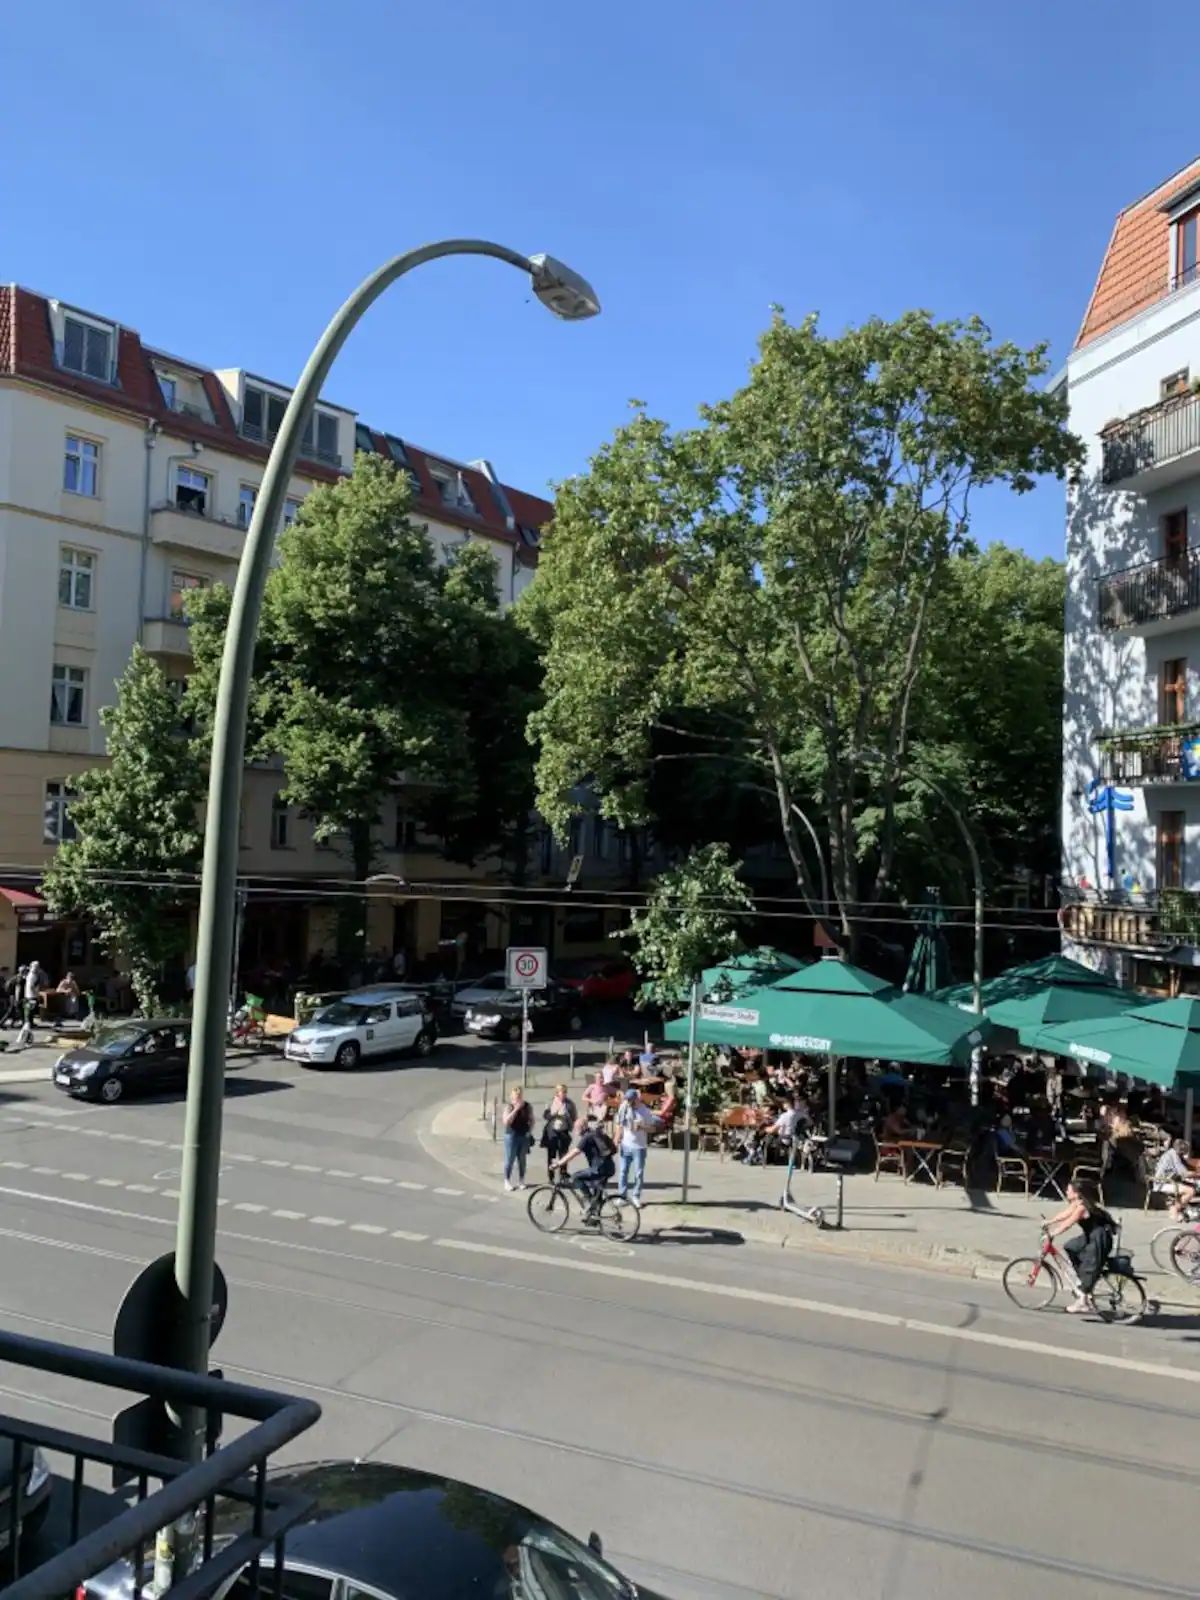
[[505, 947, 548, 1096]]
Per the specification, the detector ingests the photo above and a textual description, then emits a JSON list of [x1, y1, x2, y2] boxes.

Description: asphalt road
[[1, 1029, 1199, 1599]]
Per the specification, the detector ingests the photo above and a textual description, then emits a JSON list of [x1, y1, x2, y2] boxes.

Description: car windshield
[[90, 1025, 145, 1054], [313, 1003, 369, 1026], [509, 1521, 636, 1597]]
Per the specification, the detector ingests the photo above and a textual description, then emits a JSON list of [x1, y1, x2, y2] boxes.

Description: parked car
[[52, 1020, 193, 1104], [285, 988, 436, 1069], [0, 1445, 52, 1553], [464, 981, 584, 1041], [448, 971, 510, 1019], [558, 957, 638, 1004], [84, 1460, 668, 1599]]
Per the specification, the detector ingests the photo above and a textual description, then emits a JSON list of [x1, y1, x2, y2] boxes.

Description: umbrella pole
[[827, 1054, 837, 1140], [681, 979, 700, 1204], [1186, 1087, 1195, 1153]]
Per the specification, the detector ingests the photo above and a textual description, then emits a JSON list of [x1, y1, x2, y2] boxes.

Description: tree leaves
[[620, 843, 753, 1009]]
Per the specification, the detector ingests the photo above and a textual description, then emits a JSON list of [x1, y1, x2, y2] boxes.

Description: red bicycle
[[1002, 1227, 1149, 1324]]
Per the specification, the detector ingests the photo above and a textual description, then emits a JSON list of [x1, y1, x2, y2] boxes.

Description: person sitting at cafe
[[881, 1104, 916, 1143], [749, 1069, 771, 1110], [601, 1059, 623, 1089], [583, 1071, 609, 1121], [994, 1113, 1026, 1158], [1153, 1139, 1198, 1219], [1025, 1098, 1058, 1152]]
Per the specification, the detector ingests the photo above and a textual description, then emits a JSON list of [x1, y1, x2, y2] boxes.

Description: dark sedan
[[464, 981, 585, 1041], [52, 1019, 192, 1103]]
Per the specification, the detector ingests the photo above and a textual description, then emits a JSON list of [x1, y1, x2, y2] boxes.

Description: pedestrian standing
[[540, 1083, 577, 1178], [615, 1086, 660, 1209], [15, 960, 44, 1048], [583, 1070, 609, 1122], [502, 1087, 534, 1192]]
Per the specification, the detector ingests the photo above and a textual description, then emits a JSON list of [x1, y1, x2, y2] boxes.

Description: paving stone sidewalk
[[422, 1089, 1188, 1287]]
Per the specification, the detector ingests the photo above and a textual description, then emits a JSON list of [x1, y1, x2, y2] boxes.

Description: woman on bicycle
[[1044, 1179, 1117, 1314]]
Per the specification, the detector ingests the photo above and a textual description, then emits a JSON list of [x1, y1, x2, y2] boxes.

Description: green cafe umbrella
[[700, 946, 806, 1000], [935, 954, 1148, 1050], [1036, 997, 1200, 1090], [664, 958, 991, 1067]]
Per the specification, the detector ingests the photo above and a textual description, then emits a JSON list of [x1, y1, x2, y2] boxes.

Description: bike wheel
[[1002, 1256, 1059, 1311], [526, 1186, 569, 1234], [598, 1194, 641, 1243], [1170, 1229, 1200, 1286], [1094, 1271, 1147, 1325], [1150, 1224, 1187, 1272]]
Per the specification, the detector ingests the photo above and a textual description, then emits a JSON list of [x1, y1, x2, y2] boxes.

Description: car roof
[[221, 1461, 604, 1599], [115, 1018, 190, 1030], [344, 986, 418, 1004]]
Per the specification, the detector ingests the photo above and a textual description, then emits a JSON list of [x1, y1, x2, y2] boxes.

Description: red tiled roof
[[1076, 156, 1200, 349], [1, 285, 550, 539]]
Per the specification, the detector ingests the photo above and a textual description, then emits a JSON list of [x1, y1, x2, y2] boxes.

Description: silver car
[[285, 991, 436, 1069]]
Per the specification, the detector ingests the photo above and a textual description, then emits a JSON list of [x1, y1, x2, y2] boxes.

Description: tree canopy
[[42, 647, 203, 1012], [620, 842, 753, 1009], [521, 310, 1080, 947]]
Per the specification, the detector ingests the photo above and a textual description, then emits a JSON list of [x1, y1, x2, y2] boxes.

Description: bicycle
[[1149, 1200, 1200, 1272], [1002, 1224, 1149, 1324], [227, 999, 266, 1051], [525, 1174, 641, 1243]]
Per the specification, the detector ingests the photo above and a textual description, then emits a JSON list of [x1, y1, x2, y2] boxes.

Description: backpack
[[592, 1128, 616, 1160]]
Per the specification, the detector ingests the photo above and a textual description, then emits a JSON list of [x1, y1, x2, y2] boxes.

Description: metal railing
[[1098, 721, 1200, 784], [1099, 547, 1200, 629], [240, 422, 342, 470], [1102, 391, 1200, 484], [0, 1328, 320, 1599], [1062, 889, 1200, 948]]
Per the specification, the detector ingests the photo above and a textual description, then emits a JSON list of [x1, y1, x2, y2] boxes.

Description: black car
[[0, 1444, 52, 1553], [86, 1460, 668, 1599], [52, 1019, 192, 1103], [464, 981, 585, 1041]]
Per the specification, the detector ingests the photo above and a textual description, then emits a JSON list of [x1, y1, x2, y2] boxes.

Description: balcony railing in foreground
[[1062, 889, 1200, 948], [0, 1328, 320, 1600], [1102, 390, 1200, 484], [1097, 722, 1200, 785], [1099, 548, 1200, 629]]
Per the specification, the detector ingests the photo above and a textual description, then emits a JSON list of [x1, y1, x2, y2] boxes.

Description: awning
[[0, 888, 45, 911]]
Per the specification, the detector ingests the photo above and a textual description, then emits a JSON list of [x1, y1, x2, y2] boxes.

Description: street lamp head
[[527, 254, 601, 322]]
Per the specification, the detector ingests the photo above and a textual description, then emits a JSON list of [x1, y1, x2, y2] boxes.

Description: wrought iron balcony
[[1061, 889, 1200, 949], [1102, 391, 1200, 486], [1098, 722, 1200, 785], [1099, 547, 1200, 630]]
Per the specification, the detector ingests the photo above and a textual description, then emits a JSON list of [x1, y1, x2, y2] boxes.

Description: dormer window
[[429, 464, 476, 515], [1175, 207, 1200, 291], [60, 314, 113, 382], [157, 373, 177, 409], [1162, 368, 1190, 400], [300, 410, 340, 466], [242, 384, 288, 445]]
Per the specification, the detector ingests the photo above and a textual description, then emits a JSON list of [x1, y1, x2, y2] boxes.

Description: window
[[1176, 209, 1200, 291], [58, 547, 94, 609], [63, 435, 100, 497], [157, 373, 177, 409], [270, 793, 290, 850], [50, 664, 86, 726], [43, 781, 77, 843], [283, 497, 302, 528], [1158, 811, 1186, 891], [429, 464, 476, 513], [300, 410, 339, 465], [592, 814, 608, 859], [238, 485, 257, 529], [170, 570, 208, 616], [1161, 658, 1188, 724], [61, 315, 112, 381], [1165, 509, 1189, 564], [174, 465, 210, 516], [395, 808, 416, 851], [1162, 369, 1191, 400], [242, 384, 287, 445], [354, 423, 376, 456]]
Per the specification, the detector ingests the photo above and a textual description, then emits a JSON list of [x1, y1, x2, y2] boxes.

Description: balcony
[[1098, 722, 1200, 785], [1063, 890, 1200, 950], [242, 420, 342, 470], [1102, 391, 1200, 489], [142, 616, 192, 657], [149, 502, 243, 563], [1099, 548, 1200, 631]]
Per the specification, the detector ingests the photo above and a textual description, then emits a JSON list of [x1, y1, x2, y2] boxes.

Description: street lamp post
[[172, 243, 599, 1444]]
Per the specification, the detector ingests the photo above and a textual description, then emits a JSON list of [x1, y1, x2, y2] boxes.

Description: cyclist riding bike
[[552, 1115, 616, 1224], [1043, 1178, 1117, 1315]]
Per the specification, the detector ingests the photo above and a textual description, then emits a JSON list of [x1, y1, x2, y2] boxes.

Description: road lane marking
[[0, 1161, 28, 1169], [272, 1209, 306, 1221], [95, 1178, 122, 1188], [292, 1164, 320, 1174], [390, 1229, 428, 1242], [260, 1159, 290, 1168], [433, 1187, 464, 1196], [396, 1180, 425, 1191], [125, 1184, 157, 1194], [233, 1202, 267, 1214], [361, 1176, 391, 1185], [31, 1167, 58, 1176], [60, 1172, 88, 1182], [309, 1216, 344, 1227], [350, 1223, 387, 1235]]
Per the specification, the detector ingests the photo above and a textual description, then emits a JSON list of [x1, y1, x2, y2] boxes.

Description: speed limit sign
[[506, 946, 548, 990]]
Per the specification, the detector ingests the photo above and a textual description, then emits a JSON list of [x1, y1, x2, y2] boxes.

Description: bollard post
[[569, 1043, 575, 1080], [481, 1079, 488, 1120], [607, 1036, 614, 1060], [491, 1097, 499, 1141], [834, 1170, 845, 1231], [499, 1064, 507, 1117]]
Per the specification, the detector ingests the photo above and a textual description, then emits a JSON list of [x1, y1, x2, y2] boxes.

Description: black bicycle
[[526, 1173, 641, 1243]]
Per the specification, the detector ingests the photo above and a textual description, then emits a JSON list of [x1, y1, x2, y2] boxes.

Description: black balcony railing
[[1098, 722, 1200, 785], [1102, 391, 1200, 484], [1062, 889, 1200, 949], [1099, 547, 1200, 629], [0, 1328, 320, 1599]]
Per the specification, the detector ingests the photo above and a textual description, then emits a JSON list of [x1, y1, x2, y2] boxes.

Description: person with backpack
[[553, 1116, 616, 1222], [1044, 1179, 1117, 1314], [501, 1087, 534, 1192]]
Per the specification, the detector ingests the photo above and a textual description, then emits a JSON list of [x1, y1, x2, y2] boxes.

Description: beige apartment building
[[0, 282, 636, 985]]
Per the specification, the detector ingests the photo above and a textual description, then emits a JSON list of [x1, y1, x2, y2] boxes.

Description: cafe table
[[896, 1138, 943, 1185]]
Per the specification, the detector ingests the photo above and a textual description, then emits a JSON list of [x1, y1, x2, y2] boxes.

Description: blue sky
[[0, 0, 1194, 558]]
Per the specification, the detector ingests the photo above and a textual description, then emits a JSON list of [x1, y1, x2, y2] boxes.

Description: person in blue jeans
[[502, 1087, 534, 1192], [615, 1087, 661, 1209]]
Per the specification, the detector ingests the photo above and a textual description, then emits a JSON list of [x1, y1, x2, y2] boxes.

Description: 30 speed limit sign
[[505, 946, 548, 990]]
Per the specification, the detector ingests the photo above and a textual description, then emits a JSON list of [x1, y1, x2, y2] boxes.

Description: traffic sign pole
[[521, 988, 529, 1088]]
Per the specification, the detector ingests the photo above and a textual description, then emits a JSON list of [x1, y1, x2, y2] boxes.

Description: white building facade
[[0, 282, 638, 981], [1062, 157, 1200, 991]]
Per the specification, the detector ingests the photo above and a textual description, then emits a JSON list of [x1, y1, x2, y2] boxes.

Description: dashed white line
[[309, 1216, 344, 1228], [125, 1184, 157, 1195], [433, 1187, 464, 1197], [350, 1223, 387, 1235], [361, 1175, 391, 1186], [95, 1178, 122, 1188], [260, 1159, 290, 1169], [396, 1180, 426, 1191], [233, 1202, 267, 1214], [325, 1169, 355, 1179], [292, 1164, 320, 1174], [60, 1172, 89, 1182], [31, 1166, 58, 1177], [390, 1229, 428, 1242], [0, 1161, 28, 1170], [271, 1209, 305, 1221], [160, 1189, 180, 1199]]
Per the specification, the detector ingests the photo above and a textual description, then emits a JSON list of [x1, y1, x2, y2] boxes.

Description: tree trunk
[[338, 820, 374, 966]]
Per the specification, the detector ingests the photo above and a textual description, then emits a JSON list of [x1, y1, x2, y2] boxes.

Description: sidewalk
[[421, 1091, 1185, 1286], [0, 1038, 66, 1084]]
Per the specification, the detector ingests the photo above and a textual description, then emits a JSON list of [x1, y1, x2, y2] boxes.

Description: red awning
[[0, 887, 44, 910]]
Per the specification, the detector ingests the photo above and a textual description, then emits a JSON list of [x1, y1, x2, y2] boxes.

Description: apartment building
[[1061, 157, 1200, 991], [0, 282, 636, 980]]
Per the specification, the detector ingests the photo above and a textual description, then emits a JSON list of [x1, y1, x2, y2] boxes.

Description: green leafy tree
[[620, 843, 753, 1009], [186, 453, 539, 950], [522, 310, 1081, 947], [42, 648, 203, 1012]]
